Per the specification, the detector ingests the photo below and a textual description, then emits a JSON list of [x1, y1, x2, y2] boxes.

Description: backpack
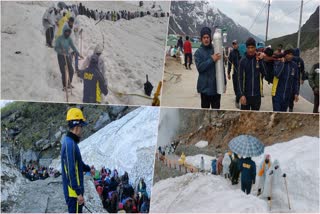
[[211, 160, 217, 174]]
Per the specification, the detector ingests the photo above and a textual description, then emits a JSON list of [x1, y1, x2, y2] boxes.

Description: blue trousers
[[67, 197, 83, 213], [241, 181, 252, 195], [272, 95, 289, 112]]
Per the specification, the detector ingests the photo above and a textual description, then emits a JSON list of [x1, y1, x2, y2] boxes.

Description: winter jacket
[[308, 63, 319, 90], [183, 40, 192, 54], [228, 49, 241, 75], [257, 158, 272, 190], [222, 153, 232, 175], [42, 8, 55, 31], [78, 55, 108, 103], [137, 181, 147, 194], [54, 27, 79, 56], [216, 156, 223, 175], [57, 16, 69, 37], [229, 156, 240, 178], [61, 132, 90, 202], [82, 53, 107, 80], [195, 44, 226, 96], [272, 60, 299, 101], [239, 157, 256, 184], [238, 53, 267, 97], [293, 48, 306, 81]]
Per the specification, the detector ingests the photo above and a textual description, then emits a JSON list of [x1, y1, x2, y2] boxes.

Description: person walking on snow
[[308, 63, 319, 113], [42, 6, 55, 48], [239, 157, 256, 195], [76, 54, 108, 104], [262, 159, 287, 209], [200, 156, 205, 172], [183, 36, 192, 69], [195, 27, 225, 109], [272, 49, 300, 112], [257, 154, 272, 196], [216, 153, 223, 175], [55, 27, 83, 90], [229, 153, 240, 185], [238, 37, 267, 111], [222, 151, 232, 179], [61, 108, 91, 213]]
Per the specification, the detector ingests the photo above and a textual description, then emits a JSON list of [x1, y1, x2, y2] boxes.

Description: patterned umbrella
[[228, 135, 264, 157]]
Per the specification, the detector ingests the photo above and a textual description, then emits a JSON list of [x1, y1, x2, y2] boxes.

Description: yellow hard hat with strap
[[66, 108, 86, 121]]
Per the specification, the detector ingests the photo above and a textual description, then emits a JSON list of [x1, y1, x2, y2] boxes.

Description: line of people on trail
[[78, 3, 169, 22], [91, 166, 150, 213], [207, 152, 288, 208], [188, 26, 319, 113], [42, 3, 109, 104], [21, 164, 60, 181]]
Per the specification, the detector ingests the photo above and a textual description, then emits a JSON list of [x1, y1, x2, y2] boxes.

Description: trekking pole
[[62, 52, 69, 102], [284, 176, 291, 210], [80, 29, 83, 56], [83, 204, 93, 213]]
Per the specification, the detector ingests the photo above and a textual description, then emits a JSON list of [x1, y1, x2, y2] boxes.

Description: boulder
[[93, 112, 111, 131], [109, 106, 127, 117]]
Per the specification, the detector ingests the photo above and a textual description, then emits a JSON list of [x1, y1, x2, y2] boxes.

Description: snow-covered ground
[[151, 136, 320, 213], [1, 1, 169, 105], [51, 107, 160, 195]]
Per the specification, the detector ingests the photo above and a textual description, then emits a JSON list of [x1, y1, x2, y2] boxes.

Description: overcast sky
[[211, 0, 318, 39]]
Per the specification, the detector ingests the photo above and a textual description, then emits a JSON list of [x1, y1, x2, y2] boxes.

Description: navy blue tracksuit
[[239, 158, 256, 195], [228, 49, 241, 103], [272, 60, 299, 112], [238, 54, 266, 111]]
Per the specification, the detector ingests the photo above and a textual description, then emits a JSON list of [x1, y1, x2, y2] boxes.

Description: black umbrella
[[144, 75, 153, 96]]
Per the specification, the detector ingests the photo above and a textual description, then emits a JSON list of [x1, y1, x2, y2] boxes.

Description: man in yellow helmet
[[61, 108, 91, 213]]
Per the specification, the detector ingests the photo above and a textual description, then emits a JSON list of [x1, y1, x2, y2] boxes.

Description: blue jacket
[[227, 49, 241, 75], [195, 44, 226, 96], [61, 132, 90, 202], [239, 158, 256, 184], [272, 60, 299, 101], [238, 53, 266, 97], [54, 27, 79, 56]]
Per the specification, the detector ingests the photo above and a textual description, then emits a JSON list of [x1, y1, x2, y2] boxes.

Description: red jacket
[[183, 40, 192, 54]]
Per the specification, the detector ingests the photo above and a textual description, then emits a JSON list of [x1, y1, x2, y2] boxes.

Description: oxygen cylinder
[[213, 28, 225, 94]]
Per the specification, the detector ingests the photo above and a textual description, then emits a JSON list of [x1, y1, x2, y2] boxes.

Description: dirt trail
[[161, 56, 314, 113]]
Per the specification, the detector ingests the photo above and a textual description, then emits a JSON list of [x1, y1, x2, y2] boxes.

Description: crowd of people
[[171, 27, 319, 113], [42, 2, 168, 104], [196, 152, 288, 207], [21, 162, 60, 181], [91, 166, 150, 213]]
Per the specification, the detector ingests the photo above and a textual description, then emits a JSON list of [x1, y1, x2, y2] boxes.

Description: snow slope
[[1, 1, 169, 105], [51, 107, 159, 195], [151, 136, 319, 213], [195, 140, 208, 148]]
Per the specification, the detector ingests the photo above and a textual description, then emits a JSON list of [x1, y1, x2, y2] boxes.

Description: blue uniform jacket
[[61, 132, 90, 202], [239, 158, 256, 184]]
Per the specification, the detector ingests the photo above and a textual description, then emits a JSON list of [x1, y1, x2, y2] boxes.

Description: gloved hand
[[283, 173, 286, 177]]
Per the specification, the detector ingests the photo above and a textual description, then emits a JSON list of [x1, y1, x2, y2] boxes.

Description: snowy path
[[151, 137, 319, 213], [1, 1, 169, 105]]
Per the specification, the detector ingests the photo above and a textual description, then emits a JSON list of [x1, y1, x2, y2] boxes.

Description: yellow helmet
[[66, 108, 86, 121]]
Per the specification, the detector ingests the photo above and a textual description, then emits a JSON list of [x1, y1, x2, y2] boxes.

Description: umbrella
[[228, 135, 264, 157], [57, 2, 68, 9]]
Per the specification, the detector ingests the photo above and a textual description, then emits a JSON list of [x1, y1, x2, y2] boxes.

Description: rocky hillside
[[1, 102, 137, 169], [169, 1, 261, 45], [170, 109, 319, 156], [267, 6, 319, 52]]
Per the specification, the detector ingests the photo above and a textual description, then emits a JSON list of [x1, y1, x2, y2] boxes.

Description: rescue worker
[[272, 49, 300, 112], [81, 45, 107, 78], [239, 157, 256, 195], [228, 40, 241, 108], [257, 154, 272, 196], [229, 153, 240, 185], [76, 54, 108, 104], [308, 63, 319, 113], [61, 108, 91, 213], [56, 12, 71, 38], [289, 48, 305, 112], [195, 27, 224, 109], [238, 37, 266, 111]]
